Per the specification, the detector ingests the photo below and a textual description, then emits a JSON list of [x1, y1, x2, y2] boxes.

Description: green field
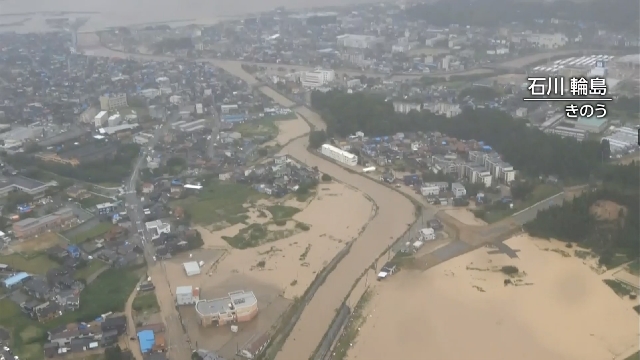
[[47, 268, 141, 329], [74, 260, 107, 281], [79, 195, 111, 209], [481, 184, 562, 223], [173, 182, 265, 225], [71, 222, 114, 244], [132, 293, 159, 313], [0, 253, 58, 274], [234, 118, 278, 137], [0, 299, 46, 359], [625, 351, 640, 360], [267, 205, 301, 221]]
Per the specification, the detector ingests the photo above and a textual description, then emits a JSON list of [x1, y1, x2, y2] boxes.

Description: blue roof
[[3, 272, 30, 286], [137, 330, 155, 353]]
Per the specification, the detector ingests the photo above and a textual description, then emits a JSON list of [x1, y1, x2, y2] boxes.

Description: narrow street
[[124, 279, 144, 360]]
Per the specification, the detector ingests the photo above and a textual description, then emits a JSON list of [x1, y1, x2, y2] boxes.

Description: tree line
[[5, 143, 140, 184], [404, 0, 639, 33], [524, 163, 639, 266], [311, 91, 608, 181]]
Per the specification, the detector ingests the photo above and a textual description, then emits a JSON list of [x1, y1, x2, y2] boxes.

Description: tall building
[[300, 69, 335, 88], [99, 94, 128, 111]]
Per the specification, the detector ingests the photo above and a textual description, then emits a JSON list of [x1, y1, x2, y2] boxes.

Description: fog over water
[[0, 0, 386, 32]]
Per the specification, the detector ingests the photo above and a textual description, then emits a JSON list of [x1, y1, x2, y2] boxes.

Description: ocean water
[[0, 0, 388, 32]]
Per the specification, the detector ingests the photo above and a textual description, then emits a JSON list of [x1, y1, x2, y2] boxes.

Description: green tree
[[104, 345, 123, 360], [309, 130, 327, 149]]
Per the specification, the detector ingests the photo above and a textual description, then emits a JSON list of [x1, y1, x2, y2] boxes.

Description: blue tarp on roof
[[3, 272, 30, 287], [137, 330, 155, 353]]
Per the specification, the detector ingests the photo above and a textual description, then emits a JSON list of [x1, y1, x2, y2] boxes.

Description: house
[[44, 342, 60, 358], [56, 290, 80, 310], [36, 302, 62, 322], [419, 227, 436, 241], [451, 182, 467, 198], [142, 183, 155, 193], [377, 262, 398, 280], [274, 154, 288, 165], [66, 185, 90, 199], [101, 315, 127, 335], [23, 276, 52, 299], [145, 220, 171, 240]]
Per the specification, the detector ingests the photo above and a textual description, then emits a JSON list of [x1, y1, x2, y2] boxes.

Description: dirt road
[[148, 262, 193, 359], [124, 282, 144, 360]]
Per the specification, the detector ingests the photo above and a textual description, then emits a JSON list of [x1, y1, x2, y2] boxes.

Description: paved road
[[123, 117, 193, 360]]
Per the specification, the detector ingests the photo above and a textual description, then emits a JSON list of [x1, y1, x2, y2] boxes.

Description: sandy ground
[[347, 235, 640, 360], [197, 182, 374, 299], [264, 115, 311, 147], [445, 208, 488, 226]]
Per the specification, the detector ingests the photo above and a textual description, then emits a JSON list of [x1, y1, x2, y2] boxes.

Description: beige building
[[195, 290, 258, 327], [99, 94, 128, 111], [13, 208, 75, 239]]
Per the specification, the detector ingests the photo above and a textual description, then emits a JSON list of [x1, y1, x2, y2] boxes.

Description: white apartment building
[[94, 111, 108, 127], [301, 69, 335, 88], [336, 34, 381, 49], [424, 103, 462, 118], [99, 93, 128, 111], [145, 220, 171, 240], [452, 183, 467, 198], [420, 185, 440, 196], [514, 33, 568, 49], [468, 151, 516, 184], [393, 102, 421, 114]]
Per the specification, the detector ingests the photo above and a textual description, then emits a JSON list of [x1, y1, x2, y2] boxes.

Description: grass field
[[132, 292, 159, 313], [625, 351, 639, 360], [482, 184, 562, 223], [267, 205, 300, 221], [173, 182, 265, 225], [74, 260, 107, 281], [0, 299, 45, 359], [0, 253, 59, 274], [79, 195, 111, 209], [627, 259, 640, 276], [10, 232, 65, 253], [70, 222, 114, 244], [234, 118, 279, 137], [47, 268, 141, 329]]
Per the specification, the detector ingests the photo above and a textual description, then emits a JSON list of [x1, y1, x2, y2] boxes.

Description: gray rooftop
[[196, 290, 257, 316], [0, 175, 47, 191]]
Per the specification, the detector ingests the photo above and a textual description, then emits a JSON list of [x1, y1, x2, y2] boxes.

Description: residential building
[[420, 185, 440, 196], [320, 144, 358, 166], [142, 183, 155, 193], [196, 290, 259, 327], [0, 175, 50, 198], [300, 69, 335, 88], [521, 33, 568, 48], [101, 315, 127, 335], [393, 102, 421, 114], [13, 207, 75, 239], [336, 34, 381, 49], [94, 111, 108, 127], [99, 93, 128, 111], [145, 220, 170, 239], [451, 183, 467, 198], [176, 286, 200, 305], [419, 227, 436, 241], [96, 202, 117, 215]]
